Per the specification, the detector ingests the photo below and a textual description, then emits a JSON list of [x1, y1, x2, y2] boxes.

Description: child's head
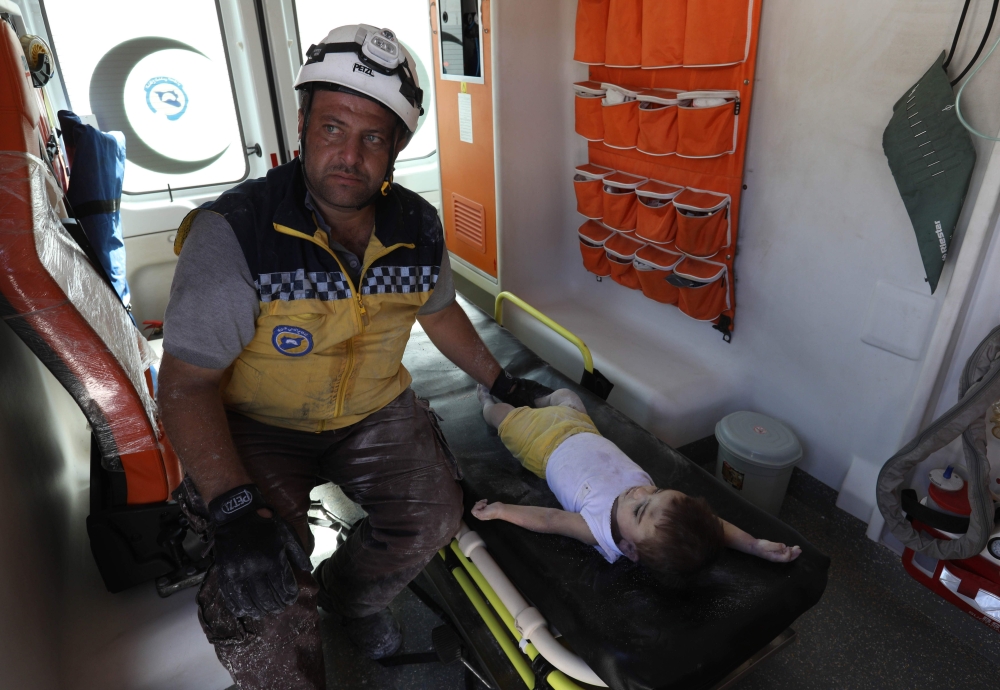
[[615, 486, 723, 575]]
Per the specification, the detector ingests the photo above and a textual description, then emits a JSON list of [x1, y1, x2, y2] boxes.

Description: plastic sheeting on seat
[[0, 152, 178, 503]]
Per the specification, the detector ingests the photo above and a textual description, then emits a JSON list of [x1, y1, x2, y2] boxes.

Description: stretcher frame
[[411, 293, 797, 689]]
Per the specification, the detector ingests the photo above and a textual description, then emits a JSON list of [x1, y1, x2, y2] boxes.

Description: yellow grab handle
[[494, 292, 595, 374]]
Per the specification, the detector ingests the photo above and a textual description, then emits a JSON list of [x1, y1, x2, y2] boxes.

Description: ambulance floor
[[684, 439, 1000, 690]]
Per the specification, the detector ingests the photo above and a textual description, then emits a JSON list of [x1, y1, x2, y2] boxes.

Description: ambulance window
[[41, 0, 248, 195], [293, 1, 438, 163], [437, 0, 483, 82]]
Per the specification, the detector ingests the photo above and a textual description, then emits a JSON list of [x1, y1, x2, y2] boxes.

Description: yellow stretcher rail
[[494, 292, 595, 375], [447, 540, 585, 690]]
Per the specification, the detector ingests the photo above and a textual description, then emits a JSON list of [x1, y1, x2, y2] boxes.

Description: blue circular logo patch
[[144, 76, 189, 121], [272, 325, 314, 357]]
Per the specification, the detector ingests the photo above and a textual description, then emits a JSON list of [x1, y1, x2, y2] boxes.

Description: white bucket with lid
[[714, 411, 803, 515]]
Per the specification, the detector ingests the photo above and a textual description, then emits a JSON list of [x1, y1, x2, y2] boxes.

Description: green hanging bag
[[882, 51, 976, 293]]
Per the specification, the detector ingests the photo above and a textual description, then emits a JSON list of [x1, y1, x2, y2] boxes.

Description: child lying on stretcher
[[472, 386, 802, 576]]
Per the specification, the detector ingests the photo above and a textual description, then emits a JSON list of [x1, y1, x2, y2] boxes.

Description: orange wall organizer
[[572, 0, 764, 341]]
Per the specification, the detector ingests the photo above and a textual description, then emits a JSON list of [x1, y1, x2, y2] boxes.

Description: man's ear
[[619, 539, 639, 563]]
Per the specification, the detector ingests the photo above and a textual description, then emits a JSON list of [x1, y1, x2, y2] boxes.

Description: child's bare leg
[[477, 384, 516, 429], [533, 388, 586, 414]]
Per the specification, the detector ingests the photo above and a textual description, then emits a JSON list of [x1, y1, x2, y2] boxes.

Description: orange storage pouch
[[606, 0, 643, 67], [674, 189, 731, 258], [676, 91, 740, 158], [683, 0, 753, 68], [637, 90, 681, 156], [605, 232, 645, 290], [635, 180, 683, 244], [601, 171, 646, 231], [575, 0, 612, 64], [602, 99, 640, 149], [642, 0, 687, 68], [634, 244, 683, 304], [574, 81, 606, 141], [579, 220, 616, 277], [669, 257, 730, 321], [574, 163, 613, 219]]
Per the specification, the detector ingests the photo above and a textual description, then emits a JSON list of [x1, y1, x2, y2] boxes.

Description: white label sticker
[[458, 92, 473, 144]]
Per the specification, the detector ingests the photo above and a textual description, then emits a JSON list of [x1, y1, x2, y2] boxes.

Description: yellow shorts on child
[[498, 405, 601, 477]]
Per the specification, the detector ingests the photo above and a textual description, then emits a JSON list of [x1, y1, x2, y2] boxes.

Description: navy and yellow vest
[[176, 159, 444, 432]]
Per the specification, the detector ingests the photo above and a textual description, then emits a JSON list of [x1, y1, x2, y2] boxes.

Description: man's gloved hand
[[208, 484, 313, 620], [489, 369, 554, 408]]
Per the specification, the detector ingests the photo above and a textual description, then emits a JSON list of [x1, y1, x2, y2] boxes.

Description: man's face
[[298, 89, 402, 209]]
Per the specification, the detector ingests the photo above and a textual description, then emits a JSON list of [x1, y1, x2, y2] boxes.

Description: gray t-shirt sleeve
[[417, 248, 457, 316], [163, 212, 259, 369]]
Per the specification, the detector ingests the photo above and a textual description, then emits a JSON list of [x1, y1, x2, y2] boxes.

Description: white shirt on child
[[544, 432, 654, 563]]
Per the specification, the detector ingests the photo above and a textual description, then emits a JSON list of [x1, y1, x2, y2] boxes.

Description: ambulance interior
[[4, 1, 1000, 689]]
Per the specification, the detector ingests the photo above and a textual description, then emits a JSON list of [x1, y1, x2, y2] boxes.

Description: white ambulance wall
[[492, 1, 1000, 497], [0, 321, 79, 690]]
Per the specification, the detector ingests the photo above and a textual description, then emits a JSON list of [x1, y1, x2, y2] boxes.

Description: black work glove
[[489, 369, 554, 408], [208, 484, 313, 620]]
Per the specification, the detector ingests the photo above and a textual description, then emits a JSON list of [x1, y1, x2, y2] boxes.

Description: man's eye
[[324, 125, 339, 134], [366, 134, 381, 143]]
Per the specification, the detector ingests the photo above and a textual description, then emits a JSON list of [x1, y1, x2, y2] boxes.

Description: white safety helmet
[[294, 24, 424, 133]]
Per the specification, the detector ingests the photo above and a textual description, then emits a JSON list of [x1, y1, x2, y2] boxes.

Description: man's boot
[[316, 558, 403, 660]]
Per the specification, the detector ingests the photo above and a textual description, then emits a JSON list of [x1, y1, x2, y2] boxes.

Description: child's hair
[[637, 494, 724, 575]]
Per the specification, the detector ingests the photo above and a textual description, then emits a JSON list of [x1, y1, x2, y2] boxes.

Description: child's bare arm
[[721, 519, 801, 563], [472, 499, 598, 545]]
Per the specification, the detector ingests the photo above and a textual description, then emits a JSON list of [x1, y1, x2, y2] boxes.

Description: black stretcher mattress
[[404, 299, 829, 690]]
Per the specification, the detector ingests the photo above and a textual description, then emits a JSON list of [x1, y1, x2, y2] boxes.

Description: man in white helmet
[[157, 24, 550, 688]]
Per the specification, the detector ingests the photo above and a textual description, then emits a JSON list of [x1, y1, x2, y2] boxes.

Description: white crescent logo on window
[[353, 63, 374, 77]]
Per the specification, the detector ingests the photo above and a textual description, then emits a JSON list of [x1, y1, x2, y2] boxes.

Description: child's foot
[[476, 384, 495, 407]]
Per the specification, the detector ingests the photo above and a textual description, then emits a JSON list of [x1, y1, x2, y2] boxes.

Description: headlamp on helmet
[[296, 24, 424, 132]]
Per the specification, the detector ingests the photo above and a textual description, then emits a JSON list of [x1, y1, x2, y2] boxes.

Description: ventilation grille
[[452, 193, 487, 253]]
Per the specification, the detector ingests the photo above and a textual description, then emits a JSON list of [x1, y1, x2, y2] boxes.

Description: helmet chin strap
[[356, 132, 397, 210]]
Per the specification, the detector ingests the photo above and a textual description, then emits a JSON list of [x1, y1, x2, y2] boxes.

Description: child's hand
[[752, 540, 802, 563], [472, 499, 504, 521]]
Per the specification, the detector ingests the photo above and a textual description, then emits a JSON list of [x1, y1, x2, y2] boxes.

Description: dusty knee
[[417, 479, 464, 551], [368, 473, 464, 553], [548, 389, 586, 413]]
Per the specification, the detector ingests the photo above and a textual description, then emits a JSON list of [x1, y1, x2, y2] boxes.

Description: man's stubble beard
[[304, 156, 381, 210]]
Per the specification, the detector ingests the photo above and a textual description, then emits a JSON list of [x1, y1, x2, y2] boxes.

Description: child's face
[[615, 486, 684, 561]]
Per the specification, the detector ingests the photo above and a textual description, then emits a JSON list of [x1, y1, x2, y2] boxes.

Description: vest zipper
[[272, 223, 415, 419]]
